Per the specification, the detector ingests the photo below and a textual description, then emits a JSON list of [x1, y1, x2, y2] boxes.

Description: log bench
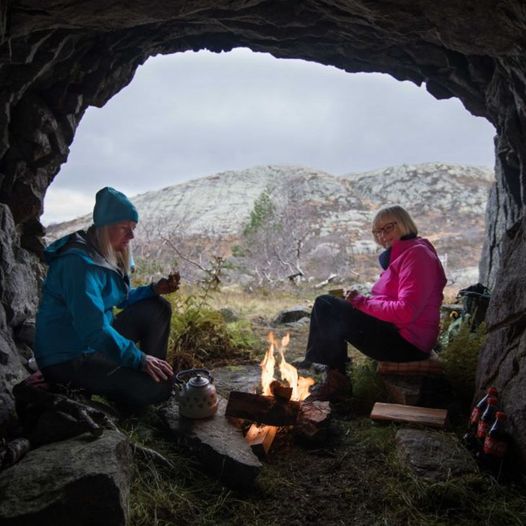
[[376, 351, 449, 408]]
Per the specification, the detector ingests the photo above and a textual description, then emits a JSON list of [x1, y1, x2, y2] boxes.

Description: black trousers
[[305, 295, 429, 369], [42, 296, 173, 408]]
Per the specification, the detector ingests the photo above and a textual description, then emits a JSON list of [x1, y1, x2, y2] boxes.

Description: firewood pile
[[225, 379, 331, 456]]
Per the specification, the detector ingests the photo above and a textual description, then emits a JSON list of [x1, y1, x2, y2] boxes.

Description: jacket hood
[[391, 237, 447, 283], [44, 230, 120, 274]]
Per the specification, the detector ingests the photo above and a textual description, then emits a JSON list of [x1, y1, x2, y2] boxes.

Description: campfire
[[225, 332, 331, 456], [260, 332, 315, 401]]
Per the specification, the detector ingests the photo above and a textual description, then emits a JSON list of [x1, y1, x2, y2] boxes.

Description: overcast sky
[[42, 48, 495, 225]]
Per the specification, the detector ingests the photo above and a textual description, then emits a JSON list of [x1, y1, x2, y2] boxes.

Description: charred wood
[[270, 380, 293, 401], [225, 391, 300, 426], [294, 400, 331, 444]]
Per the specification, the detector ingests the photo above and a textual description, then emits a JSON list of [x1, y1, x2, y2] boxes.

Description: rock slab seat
[[0, 430, 132, 526], [377, 351, 449, 407], [395, 428, 478, 482], [160, 395, 262, 488]]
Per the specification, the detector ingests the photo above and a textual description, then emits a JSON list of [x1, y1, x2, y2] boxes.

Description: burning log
[[294, 400, 332, 444], [225, 391, 300, 426], [245, 424, 278, 457], [270, 380, 293, 402]]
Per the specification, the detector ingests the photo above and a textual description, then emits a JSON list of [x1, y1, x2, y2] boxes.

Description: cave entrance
[[43, 48, 494, 294]]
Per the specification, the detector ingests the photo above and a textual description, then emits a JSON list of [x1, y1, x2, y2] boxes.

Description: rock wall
[[0, 203, 39, 434], [1, 1, 526, 462]]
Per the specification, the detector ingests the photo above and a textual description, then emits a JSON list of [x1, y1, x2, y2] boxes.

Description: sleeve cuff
[[139, 352, 147, 371], [350, 294, 366, 307]]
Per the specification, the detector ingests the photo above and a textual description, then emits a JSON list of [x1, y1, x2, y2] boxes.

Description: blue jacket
[[35, 230, 155, 370]]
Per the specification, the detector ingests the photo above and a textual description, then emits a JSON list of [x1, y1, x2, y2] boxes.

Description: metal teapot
[[173, 368, 219, 419]]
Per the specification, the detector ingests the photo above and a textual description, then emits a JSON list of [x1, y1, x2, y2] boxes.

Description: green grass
[[440, 321, 487, 409], [121, 287, 525, 525], [349, 355, 387, 416], [163, 290, 258, 369], [126, 415, 526, 526]]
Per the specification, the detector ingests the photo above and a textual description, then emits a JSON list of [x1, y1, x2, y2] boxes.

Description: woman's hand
[[344, 289, 359, 302], [143, 355, 174, 382], [153, 272, 180, 295]]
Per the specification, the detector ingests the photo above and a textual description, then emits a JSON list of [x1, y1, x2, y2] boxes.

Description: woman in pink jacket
[[303, 205, 447, 402]]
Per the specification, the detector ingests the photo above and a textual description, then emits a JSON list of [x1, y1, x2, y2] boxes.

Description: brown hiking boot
[[306, 368, 352, 402]]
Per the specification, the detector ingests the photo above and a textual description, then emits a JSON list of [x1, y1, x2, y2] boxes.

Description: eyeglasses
[[372, 221, 398, 237]]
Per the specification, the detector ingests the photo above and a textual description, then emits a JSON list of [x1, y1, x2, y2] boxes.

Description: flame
[[260, 331, 314, 401], [260, 332, 276, 396]]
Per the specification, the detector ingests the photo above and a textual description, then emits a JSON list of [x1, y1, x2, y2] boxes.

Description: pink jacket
[[350, 237, 447, 353]]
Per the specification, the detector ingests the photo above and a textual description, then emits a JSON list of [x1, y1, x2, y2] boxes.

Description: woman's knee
[[156, 295, 172, 317], [313, 294, 342, 315], [313, 294, 331, 309], [144, 295, 172, 322]]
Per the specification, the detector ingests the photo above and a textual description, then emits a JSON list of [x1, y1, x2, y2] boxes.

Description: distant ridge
[[46, 162, 493, 287]]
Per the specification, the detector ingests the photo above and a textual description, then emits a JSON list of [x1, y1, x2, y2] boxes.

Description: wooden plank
[[225, 391, 300, 426], [245, 424, 278, 456], [370, 402, 448, 429]]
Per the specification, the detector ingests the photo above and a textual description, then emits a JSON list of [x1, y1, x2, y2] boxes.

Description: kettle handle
[[174, 368, 214, 385]]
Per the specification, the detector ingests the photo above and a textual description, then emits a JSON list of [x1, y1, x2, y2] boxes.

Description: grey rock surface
[[160, 396, 262, 488], [0, 430, 132, 526], [476, 215, 526, 464], [0, 205, 40, 433], [395, 429, 478, 482], [272, 305, 312, 326], [381, 375, 451, 409], [211, 363, 262, 398]]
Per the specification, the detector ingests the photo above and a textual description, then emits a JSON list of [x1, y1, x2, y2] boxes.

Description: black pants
[[305, 295, 429, 369], [42, 296, 173, 408]]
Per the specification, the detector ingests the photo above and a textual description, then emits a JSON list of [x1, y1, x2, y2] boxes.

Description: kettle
[[173, 368, 219, 419]]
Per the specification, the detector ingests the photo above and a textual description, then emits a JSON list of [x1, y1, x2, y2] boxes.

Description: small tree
[[235, 188, 314, 286], [243, 190, 276, 237]]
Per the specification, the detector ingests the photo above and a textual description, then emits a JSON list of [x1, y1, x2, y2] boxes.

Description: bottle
[[469, 386, 497, 426], [476, 396, 498, 442], [481, 411, 508, 478], [463, 387, 497, 452]]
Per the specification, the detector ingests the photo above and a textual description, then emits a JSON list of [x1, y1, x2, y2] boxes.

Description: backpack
[[457, 283, 491, 330]]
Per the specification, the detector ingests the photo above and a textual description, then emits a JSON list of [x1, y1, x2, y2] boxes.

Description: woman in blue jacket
[[35, 187, 179, 408]]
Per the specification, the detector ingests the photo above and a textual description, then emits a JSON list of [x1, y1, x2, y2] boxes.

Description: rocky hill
[[46, 163, 493, 290]]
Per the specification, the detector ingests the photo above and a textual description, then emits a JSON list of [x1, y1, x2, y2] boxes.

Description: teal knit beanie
[[93, 187, 139, 227]]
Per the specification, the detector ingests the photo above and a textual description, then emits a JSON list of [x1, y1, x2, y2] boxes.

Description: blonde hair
[[91, 225, 132, 274], [372, 205, 418, 238]]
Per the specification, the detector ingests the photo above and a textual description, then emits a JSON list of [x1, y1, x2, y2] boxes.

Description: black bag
[[457, 283, 490, 330]]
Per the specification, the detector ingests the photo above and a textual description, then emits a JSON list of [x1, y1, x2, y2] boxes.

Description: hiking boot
[[292, 357, 313, 370], [292, 358, 329, 373], [306, 368, 352, 402]]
